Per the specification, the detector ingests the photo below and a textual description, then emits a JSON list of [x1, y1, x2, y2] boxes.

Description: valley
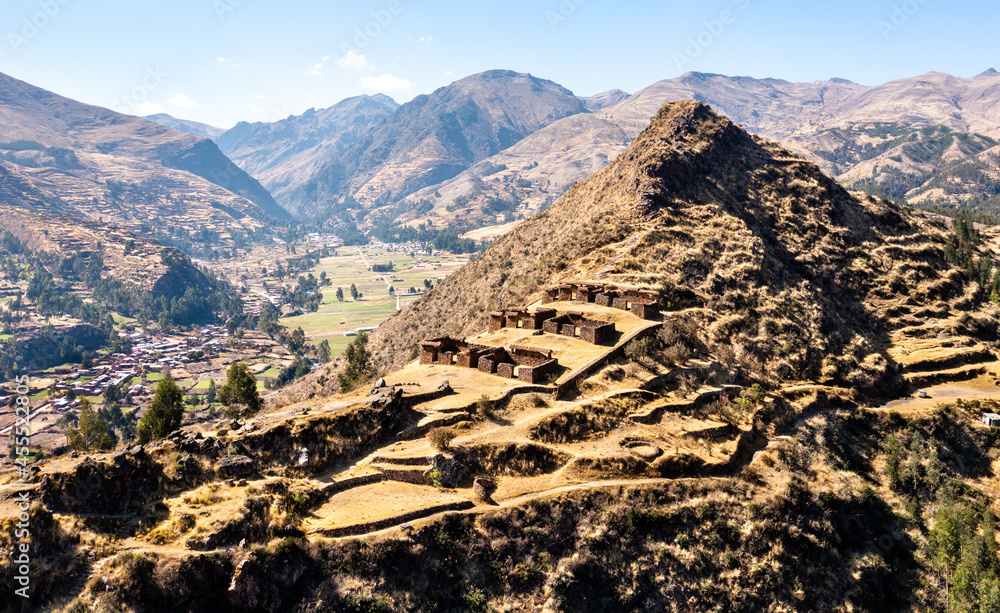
[[3, 33, 1000, 609], [8, 98, 1000, 611]]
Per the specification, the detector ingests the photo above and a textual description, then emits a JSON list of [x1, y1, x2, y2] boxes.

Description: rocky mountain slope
[[215, 94, 399, 214], [0, 72, 290, 275], [219, 70, 589, 216], [15, 100, 1000, 613], [144, 113, 226, 140], [291, 100, 993, 400], [397, 70, 1000, 232]]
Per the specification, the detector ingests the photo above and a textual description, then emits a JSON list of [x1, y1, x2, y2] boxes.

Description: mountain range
[[0, 71, 291, 286], [210, 68, 1000, 235]]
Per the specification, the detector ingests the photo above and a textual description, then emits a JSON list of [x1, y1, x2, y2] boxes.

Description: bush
[[428, 427, 457, 451], [659, 317, 699, 348], [476, 394, 494, 419], [625, 337, 653, 361], [661, 342, 690, 366]]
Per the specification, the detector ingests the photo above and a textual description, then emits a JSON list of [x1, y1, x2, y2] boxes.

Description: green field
[[146, 372, 165, 382], [275, 247, 468, 358]]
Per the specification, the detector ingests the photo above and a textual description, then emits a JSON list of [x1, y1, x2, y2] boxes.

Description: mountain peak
[[976, 68, 999, 78]]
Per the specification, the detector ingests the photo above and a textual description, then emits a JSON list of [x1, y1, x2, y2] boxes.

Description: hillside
[[232, 70, 589, 216], [13, 100, 1000, 613], [397, 70, 1000, 233], [0, 71, 290, 271], [216, 94, 399, 214], [276, 100, 997, 402]]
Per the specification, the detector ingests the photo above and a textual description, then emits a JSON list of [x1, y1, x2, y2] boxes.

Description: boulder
[[472, 477, 496, 503], [423, 453, 465, 488], [217, 455, 254, 477]]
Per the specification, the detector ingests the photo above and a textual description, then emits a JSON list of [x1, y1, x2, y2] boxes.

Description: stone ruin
[[542, 282, 660, 320], [488, 307, 558, 333], [419, 337, 559, 384], [488, 307, 614, 344], [540, 311, 616, 344]]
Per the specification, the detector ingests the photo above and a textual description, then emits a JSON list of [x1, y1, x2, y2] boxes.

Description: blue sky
[[1, 0, 996, 128]]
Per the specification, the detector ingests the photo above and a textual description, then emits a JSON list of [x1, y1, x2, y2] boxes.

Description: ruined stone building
[[542, 282, 660, 320], [419, 337, 559, 384]]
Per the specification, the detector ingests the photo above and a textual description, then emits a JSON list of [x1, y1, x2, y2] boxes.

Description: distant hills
[[0, 71, 291, 285], [213, 69, 1000, 234], [285, 99, 985, 403], [215, 94, 400, 216], [144, 113, 226, 140]]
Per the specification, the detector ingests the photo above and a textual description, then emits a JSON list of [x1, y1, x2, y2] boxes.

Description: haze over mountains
[[210, 68, 1000, 234], [144, 113, 226, 141]]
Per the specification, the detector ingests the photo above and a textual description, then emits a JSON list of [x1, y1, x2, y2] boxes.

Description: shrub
[[625, 336, 653, 361], [476, 394, 494, 419], [661, 342, 690, 366], [675, 531, 691, 549], [659, 317, 699, 348], [428, 427, 457, 451]]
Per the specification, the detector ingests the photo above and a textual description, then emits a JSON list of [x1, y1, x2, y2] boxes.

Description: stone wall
[[518, 358, 558, 384], [316, 501, 476, 538], [539, 282, 661, 320]]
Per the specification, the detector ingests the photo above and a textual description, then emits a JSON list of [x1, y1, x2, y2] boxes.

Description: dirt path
[[357, 247, 399, 310], [874, 378, 1000, 415]]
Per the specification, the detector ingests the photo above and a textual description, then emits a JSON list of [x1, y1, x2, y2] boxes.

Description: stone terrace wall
[[317, 500, 476, 538]]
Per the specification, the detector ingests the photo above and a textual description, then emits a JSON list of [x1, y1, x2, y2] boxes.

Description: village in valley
[[0, 237, 471, 460]]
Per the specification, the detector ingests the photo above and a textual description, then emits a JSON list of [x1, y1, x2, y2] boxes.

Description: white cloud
[[419, 35, 433, 43], [254, 93, 263, 100], [359, 73, 414, 93], [445, 70, 453, 76], [135, 101, 165, 115], [168, 93, 198, 109], [216, 56, 238, 68], [336, 50, 373, 71], [308, 70, 323, 76]]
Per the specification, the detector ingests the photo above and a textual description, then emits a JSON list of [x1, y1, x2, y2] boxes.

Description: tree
[[66, 399, 115, 452], [206, 379, 217, 406], [56, 410, 79, 445], [337, 332, 376, 392], [137, 379, 184, 444], [287, 326, 306, 354], [103, 382, 123, 406], [318, 339, 332, 364], [218, 362, 262, 417], [336, 287, 344, 302], [100, 402, 137, 444], [349, 283, 359, 301], [388, 286, 395, 297], [259, 301, 281, 335], [423, 279, 432, 290]]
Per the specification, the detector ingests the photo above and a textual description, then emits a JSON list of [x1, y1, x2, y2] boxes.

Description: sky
[[1, 0, 997, 129]]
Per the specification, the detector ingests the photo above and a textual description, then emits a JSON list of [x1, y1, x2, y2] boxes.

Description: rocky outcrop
[[216, 455, 254, 477], [40, 450, 164, 515], [423, 454, 465, 488]]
